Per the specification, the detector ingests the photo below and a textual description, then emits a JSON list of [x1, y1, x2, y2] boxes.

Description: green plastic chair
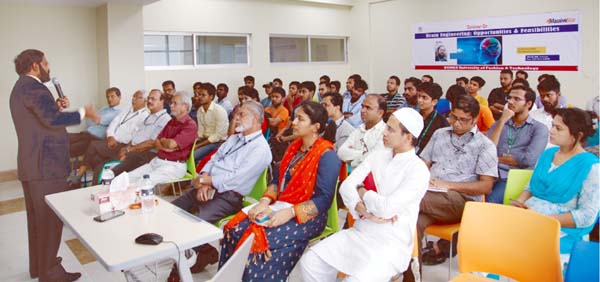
[[502, 169, 533, 205], [215, 169, 268, 227], [96, 160, 123, 184], [310, 182, 339, 243], [161, 140, 197, 196]]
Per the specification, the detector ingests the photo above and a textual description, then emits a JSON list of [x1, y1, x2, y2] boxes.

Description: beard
[[405, 93, 418, 105], [235, 120, 252, 133], [40, 67, 50, 83], [542, 101, 558, 114]]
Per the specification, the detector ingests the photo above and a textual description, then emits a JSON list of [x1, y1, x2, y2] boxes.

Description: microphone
[[52, 77, 65, 99]]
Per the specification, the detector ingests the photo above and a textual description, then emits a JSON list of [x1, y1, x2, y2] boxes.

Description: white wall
[[143, 0, 353, 101], [352, 0, 599, 108], [0, 4, 99, 171]]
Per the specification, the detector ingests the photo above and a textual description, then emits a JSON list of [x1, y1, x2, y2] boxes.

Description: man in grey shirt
[[405, 95, 498, 280], [486, 85, 548, 204], [321, 92, 354, 151], [170, 101, 272, 279]]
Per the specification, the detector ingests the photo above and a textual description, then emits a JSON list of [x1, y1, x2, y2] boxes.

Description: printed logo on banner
[[546, 18, 576, 24]]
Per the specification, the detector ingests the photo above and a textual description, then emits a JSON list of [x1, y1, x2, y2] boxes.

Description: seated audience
[[338, 94, 386, 169], [194, 83, 229, 163], [301, 108, 429, 282], [445, 84, 467, 105], [244, 75, 255, 89], [515, 70, 528, 81], [71, 90, 149, 186], [216, 83, 233, 117], [228, 86, 260, 136], [283, 81, 302, 114], [455, 76, 468, 89], [477, 104, 495, 134], [111, 89, 171, 177], [264, 87, 289, 136], [189, 81, 202, 122], [486, 85, 548, 204], [273, 77, 283, 88], [511, 77, 530, 88], [68, 87, 121, 157], [316, 81, 330, 102], [421, 74, 433, 83], [488, 70, 514, 120], [162, 80, 176, 114], [343, 77, 368, 128], [383, 75, 406, 121], [321, 92, 354, 151], [410, 95, 497, 277], [219, 101, 340, 282], [330, 80, 341, 94], [167, 101, 272, 282], [403, 77, 421, 111], [467, 76, 488, 107], [128, 92, 197, 186], [416, 82, 449, 155], [261, 82, 273, 108], [531, 77, 563, 133], [512, 108, 598, 260], [535, 74, 568, 109]]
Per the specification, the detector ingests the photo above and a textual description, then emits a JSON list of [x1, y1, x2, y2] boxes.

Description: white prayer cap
[[392, 108, 424, 138]]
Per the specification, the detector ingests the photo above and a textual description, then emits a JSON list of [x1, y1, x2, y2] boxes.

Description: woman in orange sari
[[219, 101, 340, 282]]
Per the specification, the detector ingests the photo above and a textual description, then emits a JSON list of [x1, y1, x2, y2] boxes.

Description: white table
[[45, 185, 223, 282]]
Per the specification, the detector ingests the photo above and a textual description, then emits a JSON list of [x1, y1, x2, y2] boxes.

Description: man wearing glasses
[[403, 95, 498, 281], [111, 89, 171, 178], [127, 91, 197, 186]]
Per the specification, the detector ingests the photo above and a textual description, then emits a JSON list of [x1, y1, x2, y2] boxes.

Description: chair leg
[[171, 183, 176, 197], [447, 236, 453, 280], [177, 182, 182, 196]]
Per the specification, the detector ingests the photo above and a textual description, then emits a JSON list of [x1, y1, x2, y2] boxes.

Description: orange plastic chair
[[451, 202, 562, 282], [424, 223, 461, 278]]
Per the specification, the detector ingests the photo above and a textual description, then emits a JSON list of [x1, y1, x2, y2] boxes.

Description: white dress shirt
[[217, 98, 234, 116], [130, 109, 171, 145], [106, 107, 149, 144], [197, 102, 229, 143], [309, 148, 430, 280], [337, 119, 386, 169]]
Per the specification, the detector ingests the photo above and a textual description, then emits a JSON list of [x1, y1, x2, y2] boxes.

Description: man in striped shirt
[[382, 75, 406, 121]]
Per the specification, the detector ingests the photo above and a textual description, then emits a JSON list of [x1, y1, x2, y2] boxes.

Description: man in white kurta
[[301, 108, 430, 282]]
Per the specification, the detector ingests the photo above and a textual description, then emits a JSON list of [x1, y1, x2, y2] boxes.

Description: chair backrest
[[436, 98, 451, 115], [503, 169, 533, 205], [210, 234, 254, 282], [457, 202, 562, 282], [186, 140, 197, 178], [325, 181, 340, 234], [565, 241, 600, 282], [247, 169, 268, 202]]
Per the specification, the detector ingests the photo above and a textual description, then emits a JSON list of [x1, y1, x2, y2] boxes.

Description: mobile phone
[[93, 210, 125, 222]]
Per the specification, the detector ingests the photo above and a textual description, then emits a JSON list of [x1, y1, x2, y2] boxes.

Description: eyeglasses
[[448, 114, 473, 125]]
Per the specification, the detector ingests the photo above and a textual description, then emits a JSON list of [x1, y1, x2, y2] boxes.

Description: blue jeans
[[487, 179, 507, 204], [193, 142, 222, 164]]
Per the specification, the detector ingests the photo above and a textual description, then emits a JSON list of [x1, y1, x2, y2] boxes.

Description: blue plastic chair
[[436, 98, 451, 116], [565, 241, 599, 282]]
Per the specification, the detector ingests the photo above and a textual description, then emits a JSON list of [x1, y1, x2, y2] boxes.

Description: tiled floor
[[0, 181, 456, 282]]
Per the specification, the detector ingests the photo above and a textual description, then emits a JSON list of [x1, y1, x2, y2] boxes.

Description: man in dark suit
[[9, 49, 99, 282]]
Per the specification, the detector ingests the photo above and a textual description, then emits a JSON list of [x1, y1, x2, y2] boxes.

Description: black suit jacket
[[10, 75, 81, 181]]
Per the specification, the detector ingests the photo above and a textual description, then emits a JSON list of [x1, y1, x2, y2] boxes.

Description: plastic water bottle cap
[[143, 175, 150, 179], [104, 165, 110, 169]]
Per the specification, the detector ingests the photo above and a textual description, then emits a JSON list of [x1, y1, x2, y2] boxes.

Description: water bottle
[[140, 175, 155, 213], [101, 166, 115, 187]]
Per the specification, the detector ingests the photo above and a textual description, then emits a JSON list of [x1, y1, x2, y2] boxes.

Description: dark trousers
[[172, 189, 243, 256], [81, 140, 125, 185], [111, 151, 156, 177], [68, 132, 101, 157], [403, 190, 471, 282], [22, 178, 69, 280]]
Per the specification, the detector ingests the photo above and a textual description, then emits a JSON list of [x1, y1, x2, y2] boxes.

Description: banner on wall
[[412, 11, 580, 71]]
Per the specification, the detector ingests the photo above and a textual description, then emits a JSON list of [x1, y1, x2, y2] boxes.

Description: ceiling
[[0, 0, 160, 7]]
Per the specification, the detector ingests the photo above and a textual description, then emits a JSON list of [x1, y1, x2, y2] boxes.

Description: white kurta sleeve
[[337, 129, 362, 164], [340, 154, 372, 219], [362, 160, 430, 219]]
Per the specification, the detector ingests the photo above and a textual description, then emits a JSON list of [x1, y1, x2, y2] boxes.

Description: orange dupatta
[[224, 138, 333, 260]]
